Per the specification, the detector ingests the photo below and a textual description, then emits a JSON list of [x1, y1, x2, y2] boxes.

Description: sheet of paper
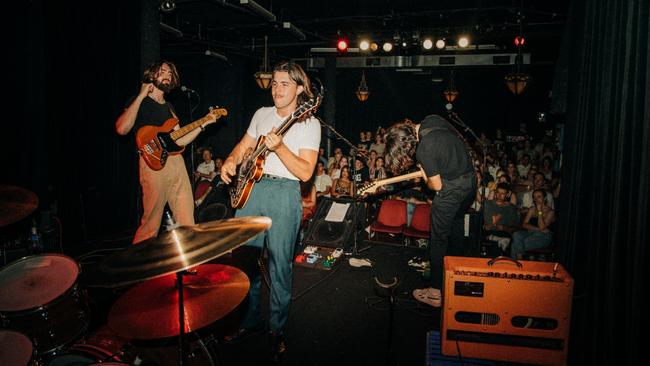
[[324, 202, 350, 222]]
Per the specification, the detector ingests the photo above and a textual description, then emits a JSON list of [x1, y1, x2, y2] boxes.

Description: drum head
[[0, 254, 79, 311], [0, 330, 33, 366]]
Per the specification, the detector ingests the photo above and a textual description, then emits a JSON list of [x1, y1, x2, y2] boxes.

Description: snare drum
[[0, 254, 90, 356], [46, 325, 130, 366], [0, 329, 35, 366]]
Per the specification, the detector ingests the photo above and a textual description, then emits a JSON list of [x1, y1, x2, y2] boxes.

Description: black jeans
[[429, 172, 476, 289]]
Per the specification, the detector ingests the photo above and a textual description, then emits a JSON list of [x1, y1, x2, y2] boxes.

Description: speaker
[[195, 183, 233, 223], [302, 197, 360, 250]]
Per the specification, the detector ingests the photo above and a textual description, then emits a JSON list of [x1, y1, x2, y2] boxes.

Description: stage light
[[435, 39, 446, 49], [514, 36, 526, 47], [337, 39, 349, 53], [382, 42, 393, 52], [401, 41, 407, 47], [370, 42, 379, 52], [159, 0, 176, 13], [458, 36, 470, 48], [359, 40, 370, 51], [422, 39, 433, 50]]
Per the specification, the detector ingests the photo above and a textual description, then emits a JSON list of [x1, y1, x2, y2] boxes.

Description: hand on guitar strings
[[264, 127, 285, 152]]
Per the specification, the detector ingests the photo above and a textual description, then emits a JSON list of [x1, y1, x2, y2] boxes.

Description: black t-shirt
[[352, 166, 370, 185], [415, 114, 473, 181], [125, 95, 177, 133]]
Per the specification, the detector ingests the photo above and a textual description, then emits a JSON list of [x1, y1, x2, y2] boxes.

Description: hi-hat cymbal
[[108, 264, 249, 339], [81, 216, 271, 288], [0, 185, 38, 227]]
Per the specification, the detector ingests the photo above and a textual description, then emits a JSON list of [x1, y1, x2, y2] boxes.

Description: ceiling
[[159, 0, 569, 62]]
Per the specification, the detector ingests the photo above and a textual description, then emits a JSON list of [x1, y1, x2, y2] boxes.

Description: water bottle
[[29, 222, 43, 253]]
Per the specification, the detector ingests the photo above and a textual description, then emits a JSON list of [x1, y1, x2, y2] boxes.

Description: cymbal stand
[[177, 270, 187, 366]]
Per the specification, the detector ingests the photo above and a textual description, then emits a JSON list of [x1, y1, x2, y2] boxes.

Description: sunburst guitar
[[136, 107, 227, 171]]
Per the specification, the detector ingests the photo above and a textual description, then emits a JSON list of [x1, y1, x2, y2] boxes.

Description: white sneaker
[[413, 287, 442, 307]]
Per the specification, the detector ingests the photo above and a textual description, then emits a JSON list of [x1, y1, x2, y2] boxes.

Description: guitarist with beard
[[115, 61, 216, 244], [220, 62, 320, 361]]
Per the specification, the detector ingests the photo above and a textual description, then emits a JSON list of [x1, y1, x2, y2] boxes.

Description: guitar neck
[[170, 115, 213, 141], [371, 171, 424, 190], [250, 114, 301, 160]]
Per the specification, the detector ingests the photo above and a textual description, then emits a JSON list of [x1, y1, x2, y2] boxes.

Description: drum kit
[[0, 184, 272, 366]]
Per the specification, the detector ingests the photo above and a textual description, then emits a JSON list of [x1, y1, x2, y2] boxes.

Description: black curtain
[[559, 0, 649, 364]]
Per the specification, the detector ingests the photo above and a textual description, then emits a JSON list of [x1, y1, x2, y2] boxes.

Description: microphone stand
[[316, 117, 370, 256], [185, 90, 200, 197], [446, 111, 488, 257]]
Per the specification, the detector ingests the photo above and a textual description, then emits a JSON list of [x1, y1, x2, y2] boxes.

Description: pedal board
[[294, 246, 343, 271]]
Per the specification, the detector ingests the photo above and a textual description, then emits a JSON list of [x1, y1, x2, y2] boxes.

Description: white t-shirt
[[314, 173, 333, 195], [246, 106, 321, 180], [196, 161, 215, 181]]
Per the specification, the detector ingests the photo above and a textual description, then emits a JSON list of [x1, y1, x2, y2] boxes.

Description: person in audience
[[392, 177, 431, 226], [369, 133, 386, 156], [521, 172, 555, 211], [483, 182, 521, 253], [313, 161, 332, 200], [352, 157, 370, 187], [371, 156, 387, 181], [330, 166, 354, 198], [487, 173, 517, 205], [357, 131, 369, 153], [367, 150, 378, 177], [329, 156, 348, 180], [540, 156, 554, 181], [506, 162, 520, 185], [318, 147, 328, 166], [516, 154, 532, 179], [327, 147, 343, 172], [193, 148, 217, 205], [510, 189, 555, 259]]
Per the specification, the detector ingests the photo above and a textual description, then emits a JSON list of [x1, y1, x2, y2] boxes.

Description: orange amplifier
[[441, 256, 573, 366]]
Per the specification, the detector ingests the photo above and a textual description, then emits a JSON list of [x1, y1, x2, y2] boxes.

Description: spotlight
[[514, 36, 526, 47], [359, 40, 370, 51], [401, 41, 407, 47], [435, 39, 446, 49], [159, 0, 176, 13], [422, 39, 433, 50], [370, 42, 379, 52], [337, 39, 349, 53], [458, 36, 470, 48], [382, 42, 393, 52]]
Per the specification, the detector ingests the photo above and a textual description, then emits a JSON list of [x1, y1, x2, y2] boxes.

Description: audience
[[511, 189, 555, 259]]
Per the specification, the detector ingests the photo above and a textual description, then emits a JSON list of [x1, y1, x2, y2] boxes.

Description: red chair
[[403, 203, 430, 243], [369, 199, 407, 243]]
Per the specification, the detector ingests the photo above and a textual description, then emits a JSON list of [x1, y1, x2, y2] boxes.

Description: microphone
[[180, 86, 198, 94]]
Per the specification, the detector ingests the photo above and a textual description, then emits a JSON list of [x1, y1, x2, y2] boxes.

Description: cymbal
[[81, 216, 271, 288], [108, 264, 249, 339], [0, 185, 38, 227]]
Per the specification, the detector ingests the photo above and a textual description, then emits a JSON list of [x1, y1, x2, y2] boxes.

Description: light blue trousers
[[235, 176, 302, 333]]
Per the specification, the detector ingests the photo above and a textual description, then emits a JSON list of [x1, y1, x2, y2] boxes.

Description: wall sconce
[[356, 71, 369, 102], [254, 35, 273, 89], [443, 70, 459, 103]]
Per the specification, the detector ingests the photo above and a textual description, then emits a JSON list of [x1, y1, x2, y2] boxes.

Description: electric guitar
[[230, 89, 323, 209], [136, 107, 227, 171], [356, 170, 425, 196]]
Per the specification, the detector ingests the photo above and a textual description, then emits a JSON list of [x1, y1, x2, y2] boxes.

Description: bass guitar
[[136, 107, 227, 171], [357, 170, 425, 196], [230, 89, 323, 209]]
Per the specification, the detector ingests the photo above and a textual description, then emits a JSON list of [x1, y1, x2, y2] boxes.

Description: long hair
[[384, 120, 419, 175], [273, 61, 313, 105], [142, 60, 180, 90]]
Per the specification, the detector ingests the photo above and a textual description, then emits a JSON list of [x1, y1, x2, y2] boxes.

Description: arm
[[115, 83, 152, 135], [536, 207, 555, 231], [220, 133, 258, 184], [330, 179, 339, 197], [522, 207, 539, 231], [265, 127, 318, 182], [303, 187, 317, 208], [418, 166, 442, 191]]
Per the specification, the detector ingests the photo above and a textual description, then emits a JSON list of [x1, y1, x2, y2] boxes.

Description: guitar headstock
[[208, 106, 228, 118], [357, 181, 378, 196], [292, 82, 324, 122]]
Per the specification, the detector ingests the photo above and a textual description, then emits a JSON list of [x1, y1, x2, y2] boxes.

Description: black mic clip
[[180, 86, 198, 94]]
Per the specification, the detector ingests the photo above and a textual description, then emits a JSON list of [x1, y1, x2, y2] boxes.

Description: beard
[[154, 79, 173, 93]]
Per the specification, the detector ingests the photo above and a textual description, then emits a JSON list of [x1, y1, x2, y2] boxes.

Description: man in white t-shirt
[[220, 62, 320, 361], [194, 148, 216, 182], [314, 161, 332, 198]]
